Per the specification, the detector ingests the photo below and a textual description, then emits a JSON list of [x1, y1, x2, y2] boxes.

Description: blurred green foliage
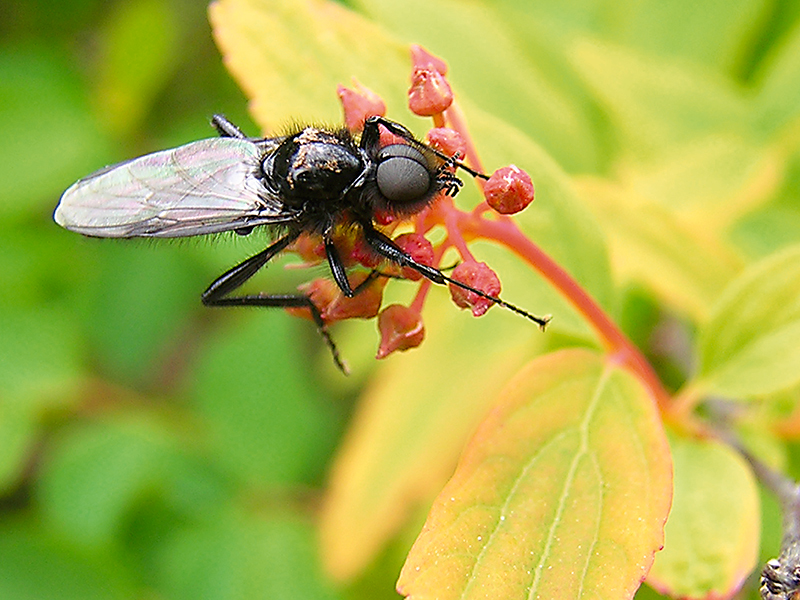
[[1, 0, 349, 598], [2, 0, 800, 599]]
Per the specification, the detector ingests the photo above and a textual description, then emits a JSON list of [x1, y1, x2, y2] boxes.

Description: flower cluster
[[288, 45, 538, 360]]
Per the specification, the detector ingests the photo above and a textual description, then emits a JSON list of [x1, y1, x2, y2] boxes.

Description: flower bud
[[408, 67, 453, 116], [425, 127, 465, 159], [337, 79, 386, 133], [289, 275, 386, 323], [393, 232, 434, 281], [376, 304, 425, 359], [448, 261, 501, 317], [410, 44, 448, 75], [285, 278, 338, 322], [484, 165, 535, 215]]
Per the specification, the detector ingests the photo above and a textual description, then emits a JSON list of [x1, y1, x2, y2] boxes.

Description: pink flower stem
[[410, 243, 450, 313]]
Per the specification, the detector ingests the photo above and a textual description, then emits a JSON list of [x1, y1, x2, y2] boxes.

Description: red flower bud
[[337, 79, 386, 133], [484, 165, 535, 215], [376, 304, 425, 359], [289, 275, 386, 323], [425, 128, 465, 159], [410, 44, 448, 75], [393, 232, 434, 281], [285, 278, 338, 322], [448, 261, 501, 317], [408, 67, 453, 117]]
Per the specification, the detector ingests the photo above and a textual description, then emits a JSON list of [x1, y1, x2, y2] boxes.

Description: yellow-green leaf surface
[[647, 436, 759, 599], [575, 177, 741, 321], [697, 244, 800, 398], [96, 0, 180, 136], [623, 134, 780, 231], [355, 0, 604, 173], [569, 39, 749, 161], [754, 22, 800, 137], [320, 295, 549, 581], [397, 349, 672, 600], [210, 0, 408, 134]]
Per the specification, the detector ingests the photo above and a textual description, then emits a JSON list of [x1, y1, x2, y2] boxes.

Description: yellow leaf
[[210, 0, 408, 132], [576, 177, 742, 321], [319, 296, 547, 580], [398, 348, 672, 600]]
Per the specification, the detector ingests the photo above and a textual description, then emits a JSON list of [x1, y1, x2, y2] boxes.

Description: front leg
[[360, 221, 550, 328]]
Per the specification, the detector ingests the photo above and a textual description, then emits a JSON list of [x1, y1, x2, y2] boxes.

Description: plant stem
[[472, 214, 671, 409]]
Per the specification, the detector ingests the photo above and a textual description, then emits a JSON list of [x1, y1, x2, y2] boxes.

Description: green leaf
[[732, 205, 800, 258], [0, 401, 36, 494], [77, 243, 200, 383], [0, 305, 83, 405], [189, 312, 338, 487], [623, 133, 778, 229], [576, 177, 741, 320], [320, 293, 551, 580], [647, 435, 759, 599], [37, 415, 179, 546], [95, 0, 181, 135], [0, 518, 134, 600], [754, 22, 800, 137], [355, 0, 604, 172], [0, 304, 84, 491], [697, 244, 800, 397], [569, 39, 750, 161], [157, 509, 339, 600], [0, 47, 110, 220], [602, 0, 766, 75], [487, 0, 767, 76], [397, 349, 672, 600]]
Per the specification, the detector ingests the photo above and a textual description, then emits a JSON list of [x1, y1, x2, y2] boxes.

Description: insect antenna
[[361, 223, 551, 329]]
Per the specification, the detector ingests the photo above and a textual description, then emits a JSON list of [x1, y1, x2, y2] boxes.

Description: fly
[[55, 115, 548, 372]]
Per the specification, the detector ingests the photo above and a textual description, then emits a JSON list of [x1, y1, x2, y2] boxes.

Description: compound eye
[[376, 144, 432, 203]]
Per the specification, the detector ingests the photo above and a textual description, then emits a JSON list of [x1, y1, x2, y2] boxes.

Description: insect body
[[55, 115, 546, 371]]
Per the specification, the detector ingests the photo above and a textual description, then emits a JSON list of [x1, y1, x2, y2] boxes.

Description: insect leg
[[361, 222, 550, 329], [202, 234, 298, 302], [201, 232, 348, 373], [324, 239, 356, 298], [208, 292, 347, 373], [211, 114, 247, 139]]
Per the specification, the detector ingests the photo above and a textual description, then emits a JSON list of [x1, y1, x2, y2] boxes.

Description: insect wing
[[54, 138, 288, 238]]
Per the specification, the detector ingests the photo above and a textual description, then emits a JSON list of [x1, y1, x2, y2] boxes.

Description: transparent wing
[[54, 137, 291, 238]]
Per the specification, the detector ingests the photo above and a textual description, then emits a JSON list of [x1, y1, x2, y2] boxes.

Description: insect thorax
[[270, 128, 363, 208]]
